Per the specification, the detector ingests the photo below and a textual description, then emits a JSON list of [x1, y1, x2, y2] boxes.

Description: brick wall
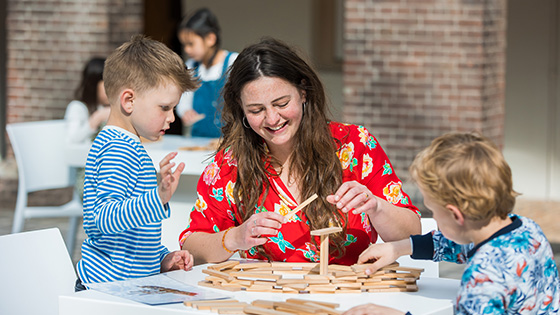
[[343, 0, 507, 199], [6, 0, 143, 125], [2, 0, 143, 202]]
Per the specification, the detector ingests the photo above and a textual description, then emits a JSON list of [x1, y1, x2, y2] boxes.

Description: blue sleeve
[[93, 142, 168, 234], [411, 231, 472, 263]]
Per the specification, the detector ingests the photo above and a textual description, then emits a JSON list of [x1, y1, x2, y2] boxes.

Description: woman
[[180, 38, 421, 264]]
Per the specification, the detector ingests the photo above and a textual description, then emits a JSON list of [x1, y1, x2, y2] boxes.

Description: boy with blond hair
[[345, 133, 559, 315], [76, 35, 199, 290]]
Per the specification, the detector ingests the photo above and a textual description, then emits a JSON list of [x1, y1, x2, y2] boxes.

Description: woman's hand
[[225, 212, 286, 251], [343, 303, 405, 315], [326, 181, 379, 217]]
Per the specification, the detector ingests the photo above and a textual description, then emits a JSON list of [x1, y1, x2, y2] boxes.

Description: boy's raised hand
[[158, 152, 185, 205], [357, 239, 411, 275], [161, 250, 194, 272]]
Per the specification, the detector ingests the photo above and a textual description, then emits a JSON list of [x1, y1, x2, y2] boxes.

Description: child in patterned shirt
[[344, 132, 559, 315]]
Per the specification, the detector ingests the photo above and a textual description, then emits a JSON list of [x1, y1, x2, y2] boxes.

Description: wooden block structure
[[309, 227, 343, 275], [199, 260, 424, 294], [184, 298, 341, 315]]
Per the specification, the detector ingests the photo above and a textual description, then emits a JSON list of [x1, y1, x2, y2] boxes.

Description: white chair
[[161, 201, 194, 251], [6, 120, 83, 255], [0, 228, 77, 315], [376, 217, 440, 277]]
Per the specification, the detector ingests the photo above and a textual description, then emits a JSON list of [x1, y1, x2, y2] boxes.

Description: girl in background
[[176, 7, 238, 138], [64, 57, 110, 144]]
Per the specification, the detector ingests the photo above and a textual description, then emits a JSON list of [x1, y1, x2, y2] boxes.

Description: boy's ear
[[445, 204, 465, 226], [120, 89, 135, 114]]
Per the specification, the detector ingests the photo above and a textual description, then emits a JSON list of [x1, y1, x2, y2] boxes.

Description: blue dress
[[190, 51, 234, 138]]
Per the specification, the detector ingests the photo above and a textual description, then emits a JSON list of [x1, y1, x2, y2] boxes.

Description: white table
[[65, 135, 215, 176], [59, 263, 460, 315]]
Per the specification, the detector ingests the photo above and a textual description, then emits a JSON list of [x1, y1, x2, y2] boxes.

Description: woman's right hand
[[225, 212, 286, 251]]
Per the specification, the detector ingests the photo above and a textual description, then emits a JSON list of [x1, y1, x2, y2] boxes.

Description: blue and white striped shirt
[[77, 126, 170, 285]]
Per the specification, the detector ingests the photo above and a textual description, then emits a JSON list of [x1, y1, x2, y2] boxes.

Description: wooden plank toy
[[310, 227, 342, 275]]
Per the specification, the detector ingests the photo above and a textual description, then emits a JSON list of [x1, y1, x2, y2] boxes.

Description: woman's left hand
[[326, 181, 379, 216]]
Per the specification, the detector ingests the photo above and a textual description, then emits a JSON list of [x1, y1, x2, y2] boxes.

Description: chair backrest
[[7, 120, 74, 192], [0, 228, 77, 315]]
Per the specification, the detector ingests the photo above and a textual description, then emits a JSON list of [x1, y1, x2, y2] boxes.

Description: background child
[[75, 35, 198, 290], [64, 57, 111, 198], [345, 133, 560, 315], [64, 57, 111, 145], [176, 7, 238, 138]]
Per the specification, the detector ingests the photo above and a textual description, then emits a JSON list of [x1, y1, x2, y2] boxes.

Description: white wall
[[504, 0, 560, 201], [182, 0, 343, 118]]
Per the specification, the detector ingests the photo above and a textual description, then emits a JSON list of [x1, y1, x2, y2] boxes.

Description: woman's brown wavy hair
[[218, 38, 346, 260]]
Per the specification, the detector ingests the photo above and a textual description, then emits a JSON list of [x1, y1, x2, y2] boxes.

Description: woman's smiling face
[[241, 76, 305, 153]]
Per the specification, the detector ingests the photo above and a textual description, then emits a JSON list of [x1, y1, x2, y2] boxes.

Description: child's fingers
[[172, 162, 185, 177], [159, 151, 178, 168]]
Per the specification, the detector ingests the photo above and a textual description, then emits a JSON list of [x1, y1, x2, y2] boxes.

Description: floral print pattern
[[179, 122, 419, 264], [427, 215, 559, 314]]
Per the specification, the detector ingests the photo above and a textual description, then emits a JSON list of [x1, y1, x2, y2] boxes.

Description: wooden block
[[198, 280, 242, 291], [276, 278, 330, 285], [283, 283, 309, 290], [301, 302, 343, 315], [244, 305, 296, 315], [285, 299, 340, 309], [231, 272, 282, 281], [327, 265, 353, 272], [310, 227, 342, 236], [304, 274, 334, 280], [333, 282, 362, 289], [245, 284, 276, 292], [210, 302, 249, 311], [209, 260, 241, 271], [334, 289, 362, 294], [218, 307, 248, 314], [271, 262, 320, 270], [285, 193, 318, 221], [332, 271, 355, 278], [306, 284, 337, 292], [202, 268, 235, 281], [331, 275, 358, 281], [273, 301, 322, 314], [252, 300, 276, 309], [232, 262, 272, 270]]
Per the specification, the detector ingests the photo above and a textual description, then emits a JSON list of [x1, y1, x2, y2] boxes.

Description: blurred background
[[0, 0, 558, 276]]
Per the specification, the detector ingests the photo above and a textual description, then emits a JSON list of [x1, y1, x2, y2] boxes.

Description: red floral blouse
[[179, 122, 420, 265]]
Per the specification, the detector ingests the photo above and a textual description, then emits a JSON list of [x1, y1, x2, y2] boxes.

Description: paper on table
[[86, 270, 229, 305]]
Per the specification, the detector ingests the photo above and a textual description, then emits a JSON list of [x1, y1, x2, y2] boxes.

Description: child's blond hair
[[410, 132, 518, 221], [103, 34, 198, 103]]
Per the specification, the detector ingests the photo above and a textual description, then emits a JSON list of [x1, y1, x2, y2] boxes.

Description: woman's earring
[[302, 102, 307, 111], [243, 116, 250, 128]]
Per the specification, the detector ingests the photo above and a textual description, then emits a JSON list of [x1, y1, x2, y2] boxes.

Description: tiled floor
[[1, 193, 558, 280]]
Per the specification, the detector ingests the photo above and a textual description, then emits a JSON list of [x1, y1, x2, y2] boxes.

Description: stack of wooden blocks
[[198, 260, 423, 294], [185, 298, 341, 315]]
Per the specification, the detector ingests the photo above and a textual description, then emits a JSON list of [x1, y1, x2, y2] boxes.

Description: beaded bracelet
[[221, 226, 236, 253]]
